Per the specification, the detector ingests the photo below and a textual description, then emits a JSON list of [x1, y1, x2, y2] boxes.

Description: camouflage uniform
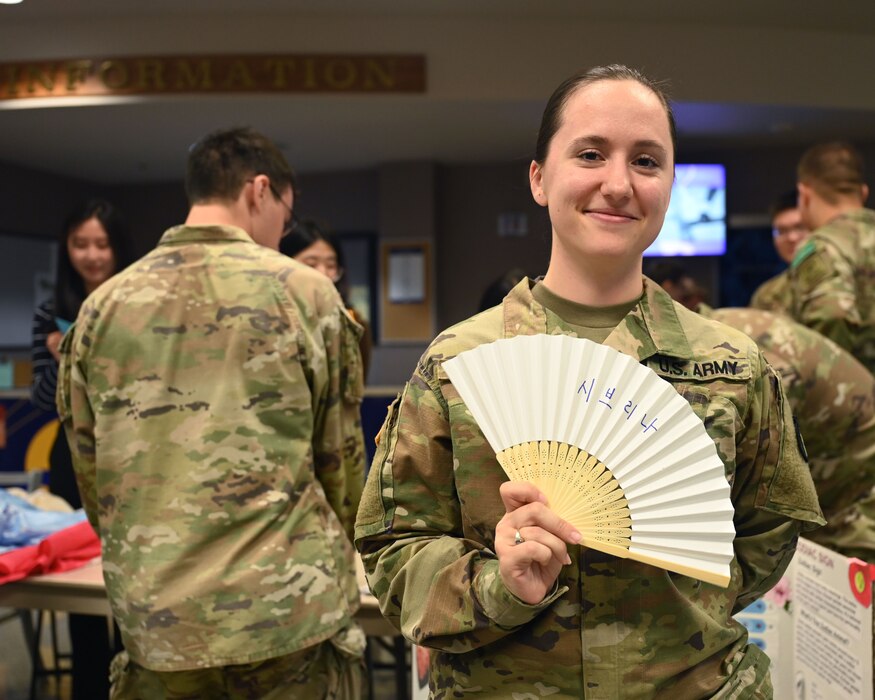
[[58, 226, 367, 686], [703, 306, 875, 561], [749, 271, 792, 314], [788, 208, 875, 375], [356, 278, 823, 699]]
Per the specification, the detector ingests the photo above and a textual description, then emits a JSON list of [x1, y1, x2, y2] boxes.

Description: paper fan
[[442, 334, 735, 587]]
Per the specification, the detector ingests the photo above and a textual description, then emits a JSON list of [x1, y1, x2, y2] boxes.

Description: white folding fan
[[442, 334, 735, 587]]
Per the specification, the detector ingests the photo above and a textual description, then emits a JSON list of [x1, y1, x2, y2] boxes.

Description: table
[[0, 558, 409, 699], [0, 557, 398, 637]]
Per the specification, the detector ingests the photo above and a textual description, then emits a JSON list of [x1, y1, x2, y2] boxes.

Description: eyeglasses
[[245, 178, 296, 237], [772, 223, 807, 238], [268, 182, 297, 238]]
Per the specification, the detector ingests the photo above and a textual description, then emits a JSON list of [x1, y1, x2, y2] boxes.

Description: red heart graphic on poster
[[848, 560, 873, 607]]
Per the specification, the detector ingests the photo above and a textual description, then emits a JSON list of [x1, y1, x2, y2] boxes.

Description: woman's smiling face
[[530, 78, 674, 269]]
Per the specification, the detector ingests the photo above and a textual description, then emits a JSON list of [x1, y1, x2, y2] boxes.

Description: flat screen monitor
[[644, 163, 726, 257]]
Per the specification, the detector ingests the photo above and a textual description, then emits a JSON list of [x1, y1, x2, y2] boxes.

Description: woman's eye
[[634, 155, 659, 168], [577, 150, 602, 162]]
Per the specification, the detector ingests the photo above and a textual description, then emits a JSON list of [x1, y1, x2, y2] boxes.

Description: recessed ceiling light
[[0, 0, 25, 5]]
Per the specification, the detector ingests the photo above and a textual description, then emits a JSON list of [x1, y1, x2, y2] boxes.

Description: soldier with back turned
[[789, 141, 875, 373], [58, 127, 367, 699]]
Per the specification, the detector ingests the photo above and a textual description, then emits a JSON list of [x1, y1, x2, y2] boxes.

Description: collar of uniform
[[503, 276, 695, 362], [157, 224, 255, 246], [831, 207, 875, 224], [502, 277, 548, 337], [603, 277, 695, 362]]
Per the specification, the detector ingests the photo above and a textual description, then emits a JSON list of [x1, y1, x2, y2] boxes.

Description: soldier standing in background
[[356, 65, 823, 698], [690, 303, 875, 563], [58, 127, 366, 699], [706, 307, 875, 562], [789, 141, 875, 373], [749, 190, 810, 313], [653, 264, 875, 561]]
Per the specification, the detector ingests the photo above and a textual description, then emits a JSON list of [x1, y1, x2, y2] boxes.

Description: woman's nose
[[600, 163, 632, 200]]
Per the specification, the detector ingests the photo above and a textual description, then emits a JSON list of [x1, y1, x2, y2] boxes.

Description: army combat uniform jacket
[[749, 270, 791, 314], [789, 208, 875, 375], [58, 225, 366, 671], [356, 278, 823, 699], [704, 306, 875, 561]]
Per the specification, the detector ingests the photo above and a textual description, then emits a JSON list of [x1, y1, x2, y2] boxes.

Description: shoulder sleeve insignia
[[790, 239, 816, 269]]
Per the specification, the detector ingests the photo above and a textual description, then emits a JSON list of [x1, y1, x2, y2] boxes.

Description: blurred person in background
[[645, 260, 707, 310], [655, 265, 874, 563], [31, 198, 133, 700], [790, 141, 875, 373], [749, 190, 810, 312], [282, 219, 372, 381], [477, 268, 527, 312]]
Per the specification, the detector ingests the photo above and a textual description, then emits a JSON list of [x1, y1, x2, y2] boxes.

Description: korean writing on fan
[[577, 378, 659, 435]]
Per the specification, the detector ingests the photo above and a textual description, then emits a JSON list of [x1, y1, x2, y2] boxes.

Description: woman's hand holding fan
[[444, 335, 736, 588], [495, 481, 581, 604]]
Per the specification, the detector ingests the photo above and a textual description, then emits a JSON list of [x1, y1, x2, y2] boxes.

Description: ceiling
[[1, 0, 874, 184], [6, 0, 875, 30]]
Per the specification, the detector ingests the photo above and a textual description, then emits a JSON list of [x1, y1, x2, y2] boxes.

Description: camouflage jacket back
[[705, 306, 875, 559], [58, 225, 366, 671], [749, 270, 791, 314], [356, 278, 822, 699], [789, 208, 875, 374]]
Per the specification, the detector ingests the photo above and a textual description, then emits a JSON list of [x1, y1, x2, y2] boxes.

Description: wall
[[0, 161, 97, 239], [104, 182, 189, 258], [3, 137, 875, 381], [3, 14, 875, 113], [436, 161, 551, 329]]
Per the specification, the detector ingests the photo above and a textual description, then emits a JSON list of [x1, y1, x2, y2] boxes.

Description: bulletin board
[[380, 240, 433, 342], [0, 233, 56, 349]]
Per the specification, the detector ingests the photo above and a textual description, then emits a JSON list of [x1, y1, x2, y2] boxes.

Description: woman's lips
[[585, 209, 638, 224]]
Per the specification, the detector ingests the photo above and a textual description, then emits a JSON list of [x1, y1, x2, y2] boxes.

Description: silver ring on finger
[[514, 529, 525, 546]]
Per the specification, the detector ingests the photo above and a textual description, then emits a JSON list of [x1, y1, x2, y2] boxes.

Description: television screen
[[644, 164, 726, 257]]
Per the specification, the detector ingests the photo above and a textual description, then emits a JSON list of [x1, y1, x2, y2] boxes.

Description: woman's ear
[[529, 160, 547, 207]]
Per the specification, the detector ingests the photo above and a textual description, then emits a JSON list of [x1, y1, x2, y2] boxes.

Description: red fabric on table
[[0, 521, 100, 585]]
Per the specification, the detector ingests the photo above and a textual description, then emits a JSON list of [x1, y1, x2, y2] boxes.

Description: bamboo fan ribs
[[442, 334, 735, 587]]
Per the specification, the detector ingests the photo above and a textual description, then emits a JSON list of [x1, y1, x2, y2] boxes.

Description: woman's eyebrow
[[567, 135, 667, 157]]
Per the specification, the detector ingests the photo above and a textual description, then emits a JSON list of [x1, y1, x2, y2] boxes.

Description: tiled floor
[[0, 609, 70, 700], [0, 612, 406, 699]]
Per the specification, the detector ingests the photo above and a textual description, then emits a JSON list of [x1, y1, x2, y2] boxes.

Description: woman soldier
[[355, 65, 823, 698]]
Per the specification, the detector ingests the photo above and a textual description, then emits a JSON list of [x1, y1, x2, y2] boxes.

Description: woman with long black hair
[[31, 198, 134, 699]]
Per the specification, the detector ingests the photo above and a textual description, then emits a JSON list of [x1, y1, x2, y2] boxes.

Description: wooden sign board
[[0, 54, 426, 100]]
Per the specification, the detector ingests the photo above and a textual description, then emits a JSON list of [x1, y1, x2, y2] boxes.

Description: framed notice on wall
[[380, 241, 433, 343], [388, 248, 426, 303]]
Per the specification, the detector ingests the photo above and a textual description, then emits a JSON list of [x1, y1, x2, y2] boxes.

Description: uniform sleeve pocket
[[754, 372, 825, 525], [340, 310, 364, 404], [355, 391, 403, 535], [55, 323, 77, 422]]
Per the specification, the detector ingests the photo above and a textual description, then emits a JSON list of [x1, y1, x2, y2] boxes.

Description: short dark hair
[[534, 64, 677, 165], [478, 268, 526, 312], [646, 261, 688, 287], [185, 127, 298, 206], [798, 141, 865, 204], [769, 190, 799, 220], [55, 199, 133, 321]]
